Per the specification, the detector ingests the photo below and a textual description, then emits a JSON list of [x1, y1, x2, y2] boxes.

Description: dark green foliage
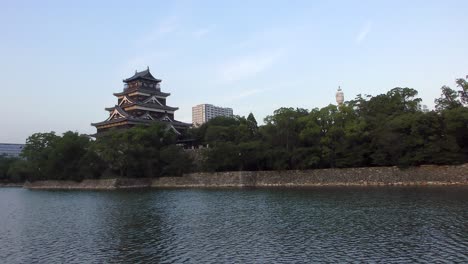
[[435, 86, 462, 111], [15, 123, 193, 181], [93, 124, 190, 178], [202, 142, 241, 172], [246, 113, 259, 138], [0, 155, 33, 183], [9, 76, 468, 181], [456, 76, 468, 105], [442, 107, 468, 157], [160, 145, 193, 176], [21, 131, 102, 181], [0, 155, 20, 183], [7, 159, 31, 183], [195, 78, 468, 171], [21, 132, 59, 180]]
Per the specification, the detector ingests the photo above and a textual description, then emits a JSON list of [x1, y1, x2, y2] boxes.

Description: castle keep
[[91, 68, 191, 135]]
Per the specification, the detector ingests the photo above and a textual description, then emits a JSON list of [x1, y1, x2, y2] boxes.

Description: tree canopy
[[196, 78, 468, 171], [1, 76, 467, 182]]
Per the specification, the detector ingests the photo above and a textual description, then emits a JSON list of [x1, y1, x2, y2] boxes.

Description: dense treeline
[[192, 77, 468, 171], [0, 124, 192, 182], [0, 76, 467, 182], [0, 156, 27, 183]]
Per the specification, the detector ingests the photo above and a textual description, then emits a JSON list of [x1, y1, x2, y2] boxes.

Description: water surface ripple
[[0, 187, 467, 263]]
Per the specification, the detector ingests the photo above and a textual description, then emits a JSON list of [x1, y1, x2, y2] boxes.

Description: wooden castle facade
[[91, 68, 191, 135]]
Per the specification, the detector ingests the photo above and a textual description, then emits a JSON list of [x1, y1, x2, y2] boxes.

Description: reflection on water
[[0, 187, 467, 263]]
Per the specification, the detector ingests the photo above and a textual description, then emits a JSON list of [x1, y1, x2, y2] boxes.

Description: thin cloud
[[224, 88, 266, 102], [219, 50, 283, 83], [137, 16, 179, 47], [355, 21, 372, 45], [192, 26, 214, 38], [156, 16, 179, 34]]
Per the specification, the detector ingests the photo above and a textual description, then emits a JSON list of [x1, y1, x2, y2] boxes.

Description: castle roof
[[113, 89, 170, 98], [91, 113, 191, 129], [105, 102, 179, 112], [123, 68, 161, 83]]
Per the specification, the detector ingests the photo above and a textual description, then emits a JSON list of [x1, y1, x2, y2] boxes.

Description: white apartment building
[[192, 104, 234, 126]]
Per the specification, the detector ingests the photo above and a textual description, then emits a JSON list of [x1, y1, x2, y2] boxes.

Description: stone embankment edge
[[21, 164, 468, 190], [0, 183, 23, 187], [23, 179, 118, 190]]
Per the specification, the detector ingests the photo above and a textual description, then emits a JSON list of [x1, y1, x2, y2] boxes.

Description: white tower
[[336, 86, 344, 106]]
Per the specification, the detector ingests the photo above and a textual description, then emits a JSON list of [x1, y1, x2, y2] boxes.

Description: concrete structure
[[336, 86, 344, 105], [0, 143, 24, 157], [192, 104, 233, 126]]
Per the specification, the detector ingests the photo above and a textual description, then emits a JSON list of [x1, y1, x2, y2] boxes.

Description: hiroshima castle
[[91, 67, 345, 136], [91, 68, 191, 135]]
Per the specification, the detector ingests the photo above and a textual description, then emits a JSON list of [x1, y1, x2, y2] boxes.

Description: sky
[[1, 0, 467, 143]]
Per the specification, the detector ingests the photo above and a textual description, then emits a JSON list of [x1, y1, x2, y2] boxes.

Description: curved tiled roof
[[91, 115, 190, 128], [123, 69, 161, 83], [113, 89, 170, 97], [114, 105, 129, 117], [105, 102, 179, 112]]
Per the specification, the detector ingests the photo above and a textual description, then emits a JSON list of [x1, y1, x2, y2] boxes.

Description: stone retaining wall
[[24, 179, 118, 190], [23, 164, 468, 190], [152, 164, 468, 188], [24, 178, 159, 190]]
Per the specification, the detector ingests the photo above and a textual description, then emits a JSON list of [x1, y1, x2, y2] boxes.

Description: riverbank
[[23, 178, 153, 190], [0, 183, 23, 187], [20, 163, 468, 190]]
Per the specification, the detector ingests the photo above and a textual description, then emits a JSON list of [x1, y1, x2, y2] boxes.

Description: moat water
[[0, 187, 467, 263]]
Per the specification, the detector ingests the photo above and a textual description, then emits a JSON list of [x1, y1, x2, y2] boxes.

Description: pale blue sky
[[1, 0, 467, 143]]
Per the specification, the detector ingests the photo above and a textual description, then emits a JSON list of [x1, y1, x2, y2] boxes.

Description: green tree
[[0, 155, 19, 182], [21, 132, 59, 180], [442, 107, 468, 160], [246, 113, 259, 138], [202, 142, 240, 172], [94, 124, 181, 178], [7, 159, 31, 183], [456, 75, 468, 105], [48, 131, 96, 181], [21, 131, 101, 181], [435, 86, 462, 111], [160, 145, 193, 176], [262, 107, 308, 152]]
